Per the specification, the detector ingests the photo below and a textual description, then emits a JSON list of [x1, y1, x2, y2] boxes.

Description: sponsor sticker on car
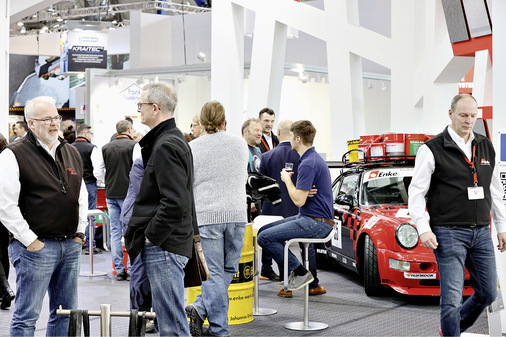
[[364, 167, 413, 182], [404, 272, 436, 279]]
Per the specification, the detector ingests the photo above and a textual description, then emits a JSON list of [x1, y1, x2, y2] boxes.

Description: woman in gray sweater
[[186, 101, 249, 336]]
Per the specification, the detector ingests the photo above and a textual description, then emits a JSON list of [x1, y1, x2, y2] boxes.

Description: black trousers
[[0, 223, 10, 282]]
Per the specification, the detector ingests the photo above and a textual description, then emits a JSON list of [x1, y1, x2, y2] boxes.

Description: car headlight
[[395, 223, 419, 249]]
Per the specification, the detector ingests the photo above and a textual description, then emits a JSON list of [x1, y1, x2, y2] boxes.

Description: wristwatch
[[73, 233, 86, 244]]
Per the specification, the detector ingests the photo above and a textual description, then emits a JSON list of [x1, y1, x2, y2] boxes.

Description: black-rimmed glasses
[[137, 102, 154, 110], [31, 115, 62, 125]]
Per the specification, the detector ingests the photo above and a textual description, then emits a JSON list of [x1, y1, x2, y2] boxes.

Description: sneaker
[[309, 285, 326, 296], [84, 247, 102, 255], [260, 269, 280, 282], [185, 304, 204, 336], [439, 326, 442, 337], [116, 271, 129, 281], [277, 289, 293, 298], [145, 319, 157, 333], [286, 271, 314, 291]]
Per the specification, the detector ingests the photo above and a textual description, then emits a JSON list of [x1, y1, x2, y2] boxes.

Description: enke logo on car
[[368, 170, 398, 179]]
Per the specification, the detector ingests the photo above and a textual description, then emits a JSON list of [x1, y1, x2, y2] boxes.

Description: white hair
[[24, 96, 56, 120]]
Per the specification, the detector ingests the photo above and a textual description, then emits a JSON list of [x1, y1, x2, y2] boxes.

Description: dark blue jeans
[[433, 225, 497, 337], [9, 238, 82, 336], [85, 182, 97, 248], [257, 214, 332, 275]]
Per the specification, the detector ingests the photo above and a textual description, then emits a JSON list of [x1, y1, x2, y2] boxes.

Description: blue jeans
[[142, 243, 190, 336], [191, 223, 246, 336], [433, 225, 497, 337], [106, 198, 130, 273], [259, 221, 320, 287], [9, 238, 82, 336], [257, 214, 332, 275], [85, 182, 97, 248]]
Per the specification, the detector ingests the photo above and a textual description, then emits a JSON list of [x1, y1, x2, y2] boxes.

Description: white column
[[246, 15, 287, 119], [0, 0, 9, 136], [211, 1, 245, 136]]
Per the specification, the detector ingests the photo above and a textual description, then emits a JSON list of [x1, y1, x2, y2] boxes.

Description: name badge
[[468, 186, 484, 200]]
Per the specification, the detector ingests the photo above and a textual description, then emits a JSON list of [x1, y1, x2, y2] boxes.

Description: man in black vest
[[72, 124, 105, 254], [0, 96, 87, 336], [258, 108, 279, 153], [102, 120, 141, 281], [409, 94, 506, 337]]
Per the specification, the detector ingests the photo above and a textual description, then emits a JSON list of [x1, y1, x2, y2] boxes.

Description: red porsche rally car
[[316, 157, 473, 296]]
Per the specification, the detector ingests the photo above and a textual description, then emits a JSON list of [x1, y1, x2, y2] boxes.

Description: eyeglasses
[[31, 115, 62, 125], [137, 102, 154, 110]]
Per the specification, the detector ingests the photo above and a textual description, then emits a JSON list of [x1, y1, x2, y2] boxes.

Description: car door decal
[[331, 219, 342, 249]]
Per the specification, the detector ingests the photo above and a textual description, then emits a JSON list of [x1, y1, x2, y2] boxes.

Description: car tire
[[363, 235, 382, 296]]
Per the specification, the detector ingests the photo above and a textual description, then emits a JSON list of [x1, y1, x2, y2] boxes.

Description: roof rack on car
[[327, 149, 416, 169]]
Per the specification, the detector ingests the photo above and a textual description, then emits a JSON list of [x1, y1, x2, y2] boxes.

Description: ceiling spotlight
[[17, 22, 24, 27], [20, 27, 26, 34], [111, 20, 118, 25], [41, 25, 49, 31], [56, 16, 63, 22], [77, 73, 85, 79], [48, 6, 55, 12]]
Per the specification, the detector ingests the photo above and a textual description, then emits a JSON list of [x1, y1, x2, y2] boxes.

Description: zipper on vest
[[60, 180, 66, 194]]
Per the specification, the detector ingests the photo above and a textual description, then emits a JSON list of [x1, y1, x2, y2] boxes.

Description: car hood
[[360, 204, 412, 229]]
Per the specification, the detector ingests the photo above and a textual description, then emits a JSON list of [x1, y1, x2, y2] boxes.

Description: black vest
[[102, 134, 136, 198], [8, 130, 83, 238], [72, 137, 96, 184], [426, 127, 495, 227]]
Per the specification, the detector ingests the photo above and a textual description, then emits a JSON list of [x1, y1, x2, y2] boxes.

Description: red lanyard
[[461, 145, 478, 186]]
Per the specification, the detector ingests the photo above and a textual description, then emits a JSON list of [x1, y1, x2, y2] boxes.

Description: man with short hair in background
[[14, 121, 28, 141], [72, 124, 105, 254], [0, 96, 88, 335], [126, 82, 194, 336], [101, 119, 141, 281], [258, 108, 279, 153]]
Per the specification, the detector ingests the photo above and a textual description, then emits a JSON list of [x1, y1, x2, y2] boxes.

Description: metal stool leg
[[80, 211, 107, 277], [284, 243, 328, 331], [253, 236, 277, 316]]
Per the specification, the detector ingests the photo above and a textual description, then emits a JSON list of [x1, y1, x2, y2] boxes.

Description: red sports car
[[317, 158, 473, 296]]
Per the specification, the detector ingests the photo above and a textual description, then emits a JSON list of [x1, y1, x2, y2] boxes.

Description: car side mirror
[[335, 194, 354, 207]]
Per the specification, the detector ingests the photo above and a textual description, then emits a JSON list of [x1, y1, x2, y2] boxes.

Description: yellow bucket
[[347, 139, 360, 162], [187, 224, 254, 325]]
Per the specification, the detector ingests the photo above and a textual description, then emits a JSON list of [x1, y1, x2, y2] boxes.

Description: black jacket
[[102, 134, 136, 198], [72, 137, 96, 184], [258, 133, 279, 153], [426, 126, 495, 226], [125, 118, 194, 260]]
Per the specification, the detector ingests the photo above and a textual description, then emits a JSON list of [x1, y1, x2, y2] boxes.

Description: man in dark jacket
[[125, 82, 193, 337], [102, 120, 140, 280], [72, 124, 104, 253], [258, 108, 279, 153]]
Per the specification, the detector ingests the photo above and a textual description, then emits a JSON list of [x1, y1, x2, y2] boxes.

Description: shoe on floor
[[286, 271, 314, 291], [309, 285, 326, 296], [260, 269, 280, 282], [277, 289, 293, 298], [439, 326, 442, 337], [0, 282, 15, 310], [145, 319, 157, 333], [185, 304, 204, 336], [116, 271, 129, 281], [84, 247, 102, 255]]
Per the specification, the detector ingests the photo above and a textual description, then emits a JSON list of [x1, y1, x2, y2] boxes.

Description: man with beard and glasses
[[0, 96, 88, 336]]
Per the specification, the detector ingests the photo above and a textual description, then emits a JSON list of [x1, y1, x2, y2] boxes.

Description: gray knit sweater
[[189, 131, 249, 226]]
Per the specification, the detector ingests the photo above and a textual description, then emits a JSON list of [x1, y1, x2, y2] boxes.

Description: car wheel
[[363, 235, 382, 296]]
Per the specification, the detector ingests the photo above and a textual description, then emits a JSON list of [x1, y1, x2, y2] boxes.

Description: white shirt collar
[[447, 125, 474, 160], [36, 137, 60, 160]]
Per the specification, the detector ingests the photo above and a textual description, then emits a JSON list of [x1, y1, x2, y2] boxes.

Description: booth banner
[[60, 31, 108, 72]]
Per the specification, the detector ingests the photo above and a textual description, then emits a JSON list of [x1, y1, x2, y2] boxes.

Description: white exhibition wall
[[88, 71, 390, 161]]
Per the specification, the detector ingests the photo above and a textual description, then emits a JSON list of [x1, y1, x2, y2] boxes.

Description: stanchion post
[[100, 304, 111, 337]]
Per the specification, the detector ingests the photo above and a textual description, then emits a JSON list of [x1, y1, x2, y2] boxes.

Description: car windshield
[[361, 176, 412, 205]]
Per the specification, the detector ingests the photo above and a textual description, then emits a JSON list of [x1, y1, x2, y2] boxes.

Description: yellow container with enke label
[[187, 224, 254, 325], [347, 139, 360, 162]]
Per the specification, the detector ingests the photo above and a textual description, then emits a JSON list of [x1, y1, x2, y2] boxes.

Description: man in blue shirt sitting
[[257, 120, 333, 290]]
